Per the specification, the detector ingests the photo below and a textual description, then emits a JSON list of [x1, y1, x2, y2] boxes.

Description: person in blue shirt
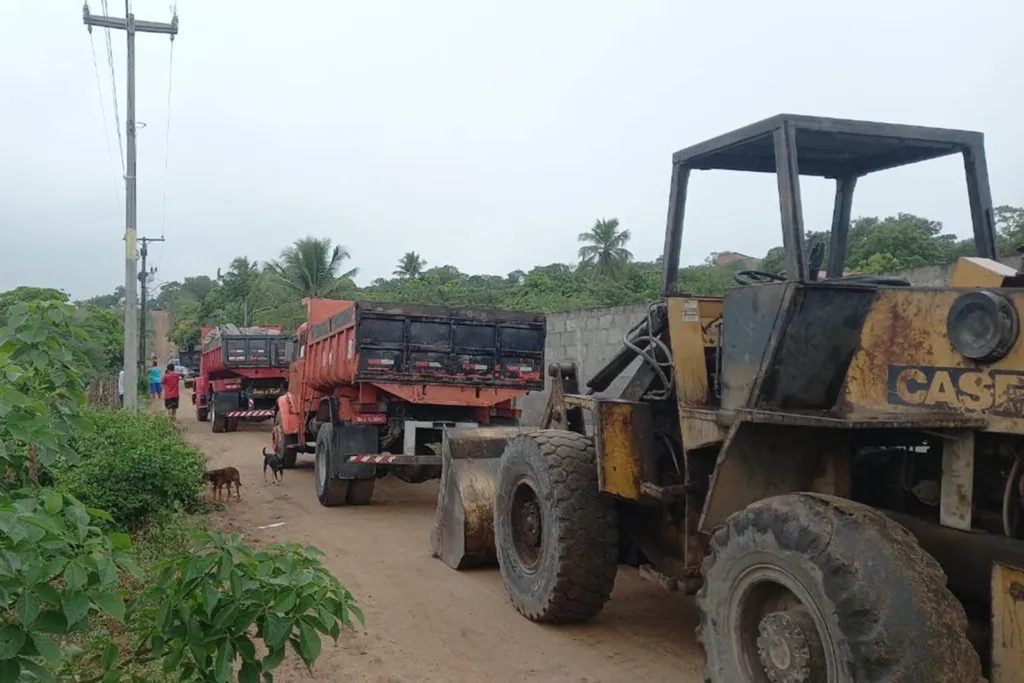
[[148, 361, 163, 400]]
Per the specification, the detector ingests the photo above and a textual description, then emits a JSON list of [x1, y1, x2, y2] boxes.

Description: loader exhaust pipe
[[431, 426, 525, 570]]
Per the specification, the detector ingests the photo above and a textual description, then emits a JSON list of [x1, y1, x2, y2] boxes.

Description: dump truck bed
[[303, 300, 545, 392], [200, 324, 290, 377]]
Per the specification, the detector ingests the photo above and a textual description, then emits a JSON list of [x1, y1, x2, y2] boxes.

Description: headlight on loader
[[947, 290, 1019, 363]]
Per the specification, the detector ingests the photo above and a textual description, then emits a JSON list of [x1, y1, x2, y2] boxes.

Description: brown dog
[[202, 466, 242, 502]]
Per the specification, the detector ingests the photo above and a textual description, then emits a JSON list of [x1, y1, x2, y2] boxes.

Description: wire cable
[[159, 36, 176, 239], [100, 0, 125, 173], [88, 30, 124, 216]]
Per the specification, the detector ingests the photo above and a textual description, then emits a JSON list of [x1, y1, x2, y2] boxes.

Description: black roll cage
[[660, 114, 998, 296]]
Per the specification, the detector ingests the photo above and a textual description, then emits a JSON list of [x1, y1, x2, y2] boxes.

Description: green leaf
[[0, 626, 25, 659], [261, 647, 284, 672], [62, 591, 91, 626], [101, 642, 119, 669], [274, 590, 296, 613], [93, 592, 125, 621], [32, 610, 67, 635], [42, 492, 63, 515], [161, 643, 184, 673], [109, 532, 132, 550], [102, 670, 123, 683], [20, 658, 57, 683], [238, 661, 260, 683], [0, 658, 19, 681], [17, 590, 40, 625], [30, 634, 60, 665], [85, 507, 114, 522], [64, 560, 87, 591], [296, 619, 321, 668], [214, 641, 234, 683], [263, 613, 290, 651]]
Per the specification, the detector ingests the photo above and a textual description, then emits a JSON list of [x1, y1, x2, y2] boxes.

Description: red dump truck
[[273, 298, 545, 506], [192, 324, 291, 433]]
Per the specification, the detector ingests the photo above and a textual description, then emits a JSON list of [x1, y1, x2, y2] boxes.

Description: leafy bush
[[55, 409, 206, 528], [3, 299, 362, 682]]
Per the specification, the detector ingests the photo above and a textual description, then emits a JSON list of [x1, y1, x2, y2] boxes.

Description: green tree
[[394, 251, 427, 278], [578, 218, 633, 277], [266, 237, 358, 299], [996, 205, 1024, 256]]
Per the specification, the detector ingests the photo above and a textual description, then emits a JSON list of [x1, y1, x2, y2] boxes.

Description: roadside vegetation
[[0, 299, 362, 681], [80, 205, 1024, 350]]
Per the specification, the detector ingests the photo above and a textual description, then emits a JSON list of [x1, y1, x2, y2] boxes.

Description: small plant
[[132, 532, 362, 682]]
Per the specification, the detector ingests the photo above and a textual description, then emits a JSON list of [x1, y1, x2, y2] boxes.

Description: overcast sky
[[1, 0, 1021, 299]]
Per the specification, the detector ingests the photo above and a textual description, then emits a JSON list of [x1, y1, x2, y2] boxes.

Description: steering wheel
[[734, 270, 787, 286]]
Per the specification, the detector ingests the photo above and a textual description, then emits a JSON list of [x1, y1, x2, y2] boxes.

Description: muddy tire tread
[[696, 493, 982, 683], [496, 430, 618, 623]]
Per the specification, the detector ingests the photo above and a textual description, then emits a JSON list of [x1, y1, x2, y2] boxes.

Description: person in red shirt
[[163, 363, 181, 419]]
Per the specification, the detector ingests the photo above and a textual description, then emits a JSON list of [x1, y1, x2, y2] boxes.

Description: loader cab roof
[[660, 114, 999, 294]]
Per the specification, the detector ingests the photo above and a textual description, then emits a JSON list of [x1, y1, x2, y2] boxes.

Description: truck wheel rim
[[509, 477, 544, 573], [728, 562, 836, 683]]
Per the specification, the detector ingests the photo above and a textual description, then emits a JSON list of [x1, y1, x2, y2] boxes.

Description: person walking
[[117, 367, 124, 407], [163, 363, 181, 419], [148, 360, 163, 409]]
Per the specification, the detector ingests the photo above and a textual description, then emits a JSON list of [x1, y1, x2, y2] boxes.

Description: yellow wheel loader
[[431, 114, 1024, 683]]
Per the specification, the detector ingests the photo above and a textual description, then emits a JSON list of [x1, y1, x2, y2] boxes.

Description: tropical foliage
[[62, 206, 1024, 354], [0, 299, 361, 681]]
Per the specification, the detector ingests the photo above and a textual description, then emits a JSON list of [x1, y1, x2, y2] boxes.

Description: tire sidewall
[[314, 423, 331, 499], [495, 436, 560, 616], [701, 533, 853, 683]]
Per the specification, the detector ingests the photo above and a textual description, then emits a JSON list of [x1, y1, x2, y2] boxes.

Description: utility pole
[[83, 3, 178, 411], [138, 236, 165, 368]]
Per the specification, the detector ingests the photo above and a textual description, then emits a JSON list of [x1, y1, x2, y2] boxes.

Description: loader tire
[[494, 430, 618, 623], [697, 493, 982, 683], [314, 423, 349, 507]]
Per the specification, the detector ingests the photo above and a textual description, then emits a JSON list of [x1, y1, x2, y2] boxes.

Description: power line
[[100, 0, 125, 172], [87, 30, 123, 215], [159, 34, 176, 238]]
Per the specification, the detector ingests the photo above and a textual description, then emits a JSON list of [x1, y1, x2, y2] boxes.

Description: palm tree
[[265, 237, 358, 298], [394, 252, 427, 278], [578, 218, 633, 276]]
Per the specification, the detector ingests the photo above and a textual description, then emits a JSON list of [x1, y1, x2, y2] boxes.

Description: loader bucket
[[431, 426, 524, 570]]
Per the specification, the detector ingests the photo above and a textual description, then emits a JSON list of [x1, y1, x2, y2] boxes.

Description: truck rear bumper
[[348, 454, 442, 466], [224, 409, 275, 420]]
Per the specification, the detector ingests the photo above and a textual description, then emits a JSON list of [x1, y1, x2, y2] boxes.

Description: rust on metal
[[991, 562, 1024, 683], [430, 426, 523, 570]]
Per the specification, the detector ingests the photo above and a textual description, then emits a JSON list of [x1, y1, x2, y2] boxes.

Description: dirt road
[[151, 311, 176, 365], [180, 399, 706, 683]]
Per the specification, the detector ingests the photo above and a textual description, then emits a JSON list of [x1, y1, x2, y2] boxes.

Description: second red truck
[[272, 298, 546, 506], [192, 324, 291, 433]]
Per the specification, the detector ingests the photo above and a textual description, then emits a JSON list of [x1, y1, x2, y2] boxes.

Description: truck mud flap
[[329, 423, 379, 480]]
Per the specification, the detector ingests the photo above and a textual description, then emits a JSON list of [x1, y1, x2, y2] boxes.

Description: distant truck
[[273, 298, 545, 506], [175, 345, 201, 389], [192, 324, 290, 433]]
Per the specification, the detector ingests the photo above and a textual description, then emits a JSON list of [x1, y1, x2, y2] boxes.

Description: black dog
[[262, 447, 284, 485]]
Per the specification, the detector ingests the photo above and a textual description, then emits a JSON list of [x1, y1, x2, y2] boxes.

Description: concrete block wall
[[517, 256, 1021, 425]]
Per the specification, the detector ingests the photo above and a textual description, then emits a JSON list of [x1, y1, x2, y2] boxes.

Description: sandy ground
[[178, 395, 706, 683]]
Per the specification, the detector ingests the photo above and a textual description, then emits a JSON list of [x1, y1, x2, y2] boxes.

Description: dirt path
[[180, 398, 706, 683], [151, 310, 176, 365]]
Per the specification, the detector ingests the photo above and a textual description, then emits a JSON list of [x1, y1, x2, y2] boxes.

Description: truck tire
[[493, 430, 618, 623], [314, 423, 351, 507], [697, 493, 982, 683], [226, 418, 239, 433], [196, 407, 209, 422], [211, 400, 227, 434]]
